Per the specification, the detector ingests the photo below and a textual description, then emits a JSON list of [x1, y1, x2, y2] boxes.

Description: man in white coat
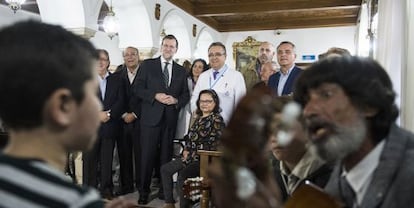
[[191, 42, 246, 124]]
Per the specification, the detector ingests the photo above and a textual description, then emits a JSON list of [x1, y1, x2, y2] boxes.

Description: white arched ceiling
[[37, 0, 102, 30], [161, 10, 191, 60], [194, 27, 214, 61], [110, 0, 153, 49]]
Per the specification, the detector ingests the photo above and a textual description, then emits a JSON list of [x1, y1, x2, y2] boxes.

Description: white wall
[[222, 26, 356, 69], [90, 31, 124, 67]]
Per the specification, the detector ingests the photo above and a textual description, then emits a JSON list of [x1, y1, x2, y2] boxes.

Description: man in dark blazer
[[268, 41, 302, 96], [134, 35, 190, 204], [83, 49, 124, 199], [294, 56, 414, 208], [112, 46, 141, 195]]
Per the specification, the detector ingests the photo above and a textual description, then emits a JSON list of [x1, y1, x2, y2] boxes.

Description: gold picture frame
[[232, 36, 262, 71]]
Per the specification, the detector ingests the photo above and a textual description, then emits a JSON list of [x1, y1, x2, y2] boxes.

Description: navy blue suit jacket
[[113, 66, 141, 118], [268, 66, 303, 96], [98, 72, 124, 139], [133, 56, 189, 127]]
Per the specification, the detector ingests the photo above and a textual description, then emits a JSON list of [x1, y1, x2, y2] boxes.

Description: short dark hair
[[293, 56, 399, 143], [162, 34, 178, 48], [208, 42, 226, 54], [0, 21, 98, 130], [189, 58, 208, 80], [277, 41, 296, 51], [196, 89, 221, 116]]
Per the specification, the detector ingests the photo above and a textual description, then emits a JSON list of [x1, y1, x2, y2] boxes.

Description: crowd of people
[[1, 20, 414, 208]]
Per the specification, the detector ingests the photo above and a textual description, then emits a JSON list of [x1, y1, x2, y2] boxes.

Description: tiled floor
[[114, 181, 180, 208], [121, 191, 178, 208]]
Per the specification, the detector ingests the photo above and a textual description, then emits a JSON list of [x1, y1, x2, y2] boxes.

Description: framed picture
[[232, 36, 262, 71]]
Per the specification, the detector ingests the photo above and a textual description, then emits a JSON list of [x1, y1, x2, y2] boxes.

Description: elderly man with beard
[[293, 56, 414, 208]]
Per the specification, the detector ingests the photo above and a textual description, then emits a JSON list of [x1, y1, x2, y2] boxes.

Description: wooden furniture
[[198, 150, 222, 208]]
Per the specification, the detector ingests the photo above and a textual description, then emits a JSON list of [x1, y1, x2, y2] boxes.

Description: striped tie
[[163, 62, 169, 87]]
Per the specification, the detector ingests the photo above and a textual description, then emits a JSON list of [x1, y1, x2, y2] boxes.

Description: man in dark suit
[[294, 56, 414, 208], [268, 41, 302, 96], [134, 35, 190, 204], [83, 49, 124, 199], [113, 46, 141, 195]]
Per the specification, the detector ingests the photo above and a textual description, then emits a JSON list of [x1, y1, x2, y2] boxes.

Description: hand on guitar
[[182, 177, 204, 201]]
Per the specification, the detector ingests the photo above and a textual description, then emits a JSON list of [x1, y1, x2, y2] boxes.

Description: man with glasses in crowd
[[191, 42, 246, 124]]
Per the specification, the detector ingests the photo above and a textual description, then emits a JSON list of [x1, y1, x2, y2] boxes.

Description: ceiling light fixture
[[102, 0, 120, 39], [5, 0, 25, 13]]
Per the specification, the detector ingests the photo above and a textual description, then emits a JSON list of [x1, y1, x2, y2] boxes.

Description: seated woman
[[161, 89, 225, 208], [269, 96, 333, 202], [210, 87, 282, 208]]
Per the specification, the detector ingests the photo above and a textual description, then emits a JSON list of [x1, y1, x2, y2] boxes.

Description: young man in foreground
[[0, 21, 132, 208]]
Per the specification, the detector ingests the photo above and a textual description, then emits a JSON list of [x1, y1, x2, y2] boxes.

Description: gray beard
[[309, 118, 367, 164]]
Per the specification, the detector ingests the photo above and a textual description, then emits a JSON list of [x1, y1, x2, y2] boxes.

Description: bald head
[[260, 62, 277, 84], [258, 42, 275, 64]]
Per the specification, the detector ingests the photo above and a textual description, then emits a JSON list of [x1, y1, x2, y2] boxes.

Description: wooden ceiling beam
[[198, 17, 220, 30], [217, 16, 357, 32], [195, 0, 361, 17], [168, 0, 195, 15]]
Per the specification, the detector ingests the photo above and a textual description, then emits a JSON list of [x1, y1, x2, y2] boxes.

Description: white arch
[[194, 27, 214, 61], [160, 9, 191, 60], [37, 0, 102, 32], [112, 0, 153, 49]]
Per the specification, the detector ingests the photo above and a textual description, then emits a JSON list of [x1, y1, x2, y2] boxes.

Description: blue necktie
[[213, 71, 219, 80]]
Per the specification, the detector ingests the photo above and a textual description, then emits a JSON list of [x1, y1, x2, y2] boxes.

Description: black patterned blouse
[[183, 112, 225, 164]]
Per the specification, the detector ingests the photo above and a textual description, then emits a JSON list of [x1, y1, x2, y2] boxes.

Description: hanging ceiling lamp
[[5, 0, 26, 13], [102, 0, 120, 39]]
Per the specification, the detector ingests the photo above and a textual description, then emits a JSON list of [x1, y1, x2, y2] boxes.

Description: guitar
[[182, 177, 205, 201], [285, 181, 342, 208]]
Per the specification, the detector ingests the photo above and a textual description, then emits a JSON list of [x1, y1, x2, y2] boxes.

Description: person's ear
[[363, 107, 378, 118], [44, 89, 76, 128]]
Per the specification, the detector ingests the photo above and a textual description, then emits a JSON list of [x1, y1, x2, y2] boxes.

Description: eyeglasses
[[208, 53, 225, 58], [99, 58, 109, 62], [200, 99, 214, 104], [123, 53, 138, 57]]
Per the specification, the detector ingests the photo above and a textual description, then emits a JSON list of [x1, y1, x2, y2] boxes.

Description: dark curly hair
[[293, 56, 399, 144], [189, 58, 208, 81]]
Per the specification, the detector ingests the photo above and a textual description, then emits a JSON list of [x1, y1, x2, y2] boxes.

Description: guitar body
[[285, 181, 342, 208]]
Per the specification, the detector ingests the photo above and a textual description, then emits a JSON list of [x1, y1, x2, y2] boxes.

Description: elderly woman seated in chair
[[161, 89, 225, 208]]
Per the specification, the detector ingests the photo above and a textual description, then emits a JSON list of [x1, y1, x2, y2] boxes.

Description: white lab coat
[[191, 65, 246, 124]]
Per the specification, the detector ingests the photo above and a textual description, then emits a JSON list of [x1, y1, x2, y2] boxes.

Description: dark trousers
[[119, 121, 137, 192], [139, 121, 175, 196], [83, 134, 116, 195], [100, 137, 116, 194], [161, 160, 199, 208], [82, 138, 101, 188]]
